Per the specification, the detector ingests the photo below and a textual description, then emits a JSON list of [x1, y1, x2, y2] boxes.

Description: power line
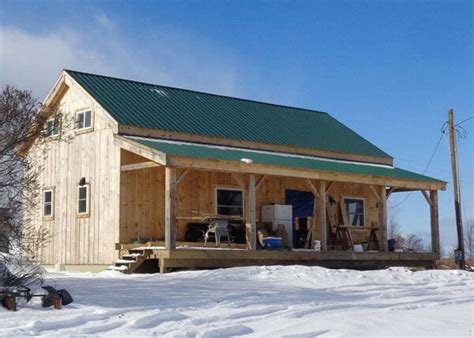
[[455, 115, 474, 126], [423, 123, 448, 173], [389, 122, 448, 209], [395, 158, 473, 181]]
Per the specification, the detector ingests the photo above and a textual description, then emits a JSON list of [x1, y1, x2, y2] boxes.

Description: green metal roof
[[66, 70, 392, 161], [126, 136, 443, 184]]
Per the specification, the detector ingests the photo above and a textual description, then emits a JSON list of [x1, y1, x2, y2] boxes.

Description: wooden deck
[[117, 247, 436, 273]]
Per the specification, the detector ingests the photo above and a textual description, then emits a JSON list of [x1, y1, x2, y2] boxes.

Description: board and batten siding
[[33, 75, 121, 265], [119, 163, 380, 244]]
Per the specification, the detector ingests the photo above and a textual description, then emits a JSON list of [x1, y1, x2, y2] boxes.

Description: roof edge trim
[[125, 135, 395, 169]]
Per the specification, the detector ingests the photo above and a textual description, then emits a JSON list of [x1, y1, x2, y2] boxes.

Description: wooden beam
[[379, 185, 388, 251], [159, 258, 167, 274], [306, 199, 316, 249], [317, 180, 327, 251], [231, 173, 245, 188], [153, 246, 436, 262], [326, 181, 333, 193], [306, 179, 320, 199], [256, 175, 267, 191], [246, 174, 257, 251], [430, 190, 440, 259], [114, 135, 167, 165], [421, 190, 433, 207], [165, 167, 177, 250], [386, 187, 395, 199], [340, 201, 349, 225], [120, 161, 160, 171], [369, 185, 382, 202], [176, 168, 190, 186], [168, 156, 446, 191]]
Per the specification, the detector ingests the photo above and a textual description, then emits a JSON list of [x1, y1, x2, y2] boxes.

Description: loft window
[[216, 188, 243, 216], [77, 183, 90, 215], [344, 198, 365, 226], [76, 110, 92, 130], [45, 119, 59, 137], [43, 189, 54, 218]]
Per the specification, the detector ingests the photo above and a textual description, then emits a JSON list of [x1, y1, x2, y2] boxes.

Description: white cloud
[[95, 13, 115, 31], [0, 23, 242, 100]]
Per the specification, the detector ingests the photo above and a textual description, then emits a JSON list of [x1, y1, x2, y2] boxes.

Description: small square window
[[43, 189, 54, 218], [344, 198, 365, 226], [216, 188, 243, 216], [76, 110, 92, 130], [45, 119, 59, 137]]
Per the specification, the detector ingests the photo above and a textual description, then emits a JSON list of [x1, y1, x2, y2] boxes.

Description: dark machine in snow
[[0, 257, 73, 311]]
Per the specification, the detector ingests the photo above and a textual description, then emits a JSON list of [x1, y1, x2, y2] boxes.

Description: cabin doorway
[[285, 190, 315, 248]]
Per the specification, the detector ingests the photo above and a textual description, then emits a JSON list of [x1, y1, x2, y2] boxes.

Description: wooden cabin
[[30, 70, 446, 272]]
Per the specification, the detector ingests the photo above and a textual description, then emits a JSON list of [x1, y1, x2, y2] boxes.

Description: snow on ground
[[1, 266, 473, 337]]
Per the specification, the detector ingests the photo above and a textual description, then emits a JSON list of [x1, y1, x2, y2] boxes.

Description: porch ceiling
[[119, 135, 446, 191]]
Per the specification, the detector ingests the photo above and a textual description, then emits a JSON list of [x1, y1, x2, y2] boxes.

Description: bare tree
[[0, 85, 68, 283], [1, 85, 47, 258], [464, 219, 474, 259], [388, 217, 424, 252], [388, 217, 400, 239], [404, 233, 424, 252], [388, 218, 405, 249]]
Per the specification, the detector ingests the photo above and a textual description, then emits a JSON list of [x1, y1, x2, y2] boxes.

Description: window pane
[[77, 113, 84, 129], [348, 212, 355, 225], [44, 191, 52, 203], [84, 111, 91, 128], [217, 190, 242, 207], [345, 198, 364, 226], [217, 189, 243, 216], [79, 186, 87, 199], [46, 121, 53, 136], [52, 120, 59, 135], [78, 200, 87, 213], [44, 204, 52, 216], [217, 206, 243, 216]]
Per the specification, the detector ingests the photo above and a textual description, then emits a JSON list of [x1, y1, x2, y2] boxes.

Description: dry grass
[[435, 258, 474, 269]]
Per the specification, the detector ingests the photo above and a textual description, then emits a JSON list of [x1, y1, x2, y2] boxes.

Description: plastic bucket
[[314, 240, 321, 251]]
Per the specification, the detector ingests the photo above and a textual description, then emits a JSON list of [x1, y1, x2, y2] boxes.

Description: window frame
[[45, 118, 60, 138], [343, 196, 365, 227], [75, 109, 93, 133], [77, 183, 90, 217], [215, 187, 244, 217], [43, 188, 55, 219]]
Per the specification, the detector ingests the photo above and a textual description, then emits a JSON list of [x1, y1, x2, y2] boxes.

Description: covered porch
[[113, 135, 445, 273]]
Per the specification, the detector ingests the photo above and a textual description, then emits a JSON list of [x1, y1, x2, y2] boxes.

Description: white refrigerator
[[261, 204, 293, 248]]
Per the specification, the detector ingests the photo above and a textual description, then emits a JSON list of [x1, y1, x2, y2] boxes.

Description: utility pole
[[447, 109, 465, 269]]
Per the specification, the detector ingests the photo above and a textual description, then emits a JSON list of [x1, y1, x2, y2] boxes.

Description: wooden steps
[[107, 249, 152, 274]]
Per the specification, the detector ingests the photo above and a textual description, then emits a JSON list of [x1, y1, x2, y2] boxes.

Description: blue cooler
[[262, 237, 283, 249]]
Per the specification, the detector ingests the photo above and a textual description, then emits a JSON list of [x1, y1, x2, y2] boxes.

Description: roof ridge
[[64, 69, 329, 115]]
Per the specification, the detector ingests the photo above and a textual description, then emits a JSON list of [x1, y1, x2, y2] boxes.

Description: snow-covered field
[[1, 266, 473, 337]]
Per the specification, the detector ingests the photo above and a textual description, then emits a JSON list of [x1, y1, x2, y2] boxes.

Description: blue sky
[[1, 0, 472, 254]]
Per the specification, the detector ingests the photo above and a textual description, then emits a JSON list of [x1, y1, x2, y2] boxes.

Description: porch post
[[165, 166, 176, 250], [317, 180, 327, 251], [246, 173, 257, 250], [379, 185, 388, 251], [430, 190, 440, 259]]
